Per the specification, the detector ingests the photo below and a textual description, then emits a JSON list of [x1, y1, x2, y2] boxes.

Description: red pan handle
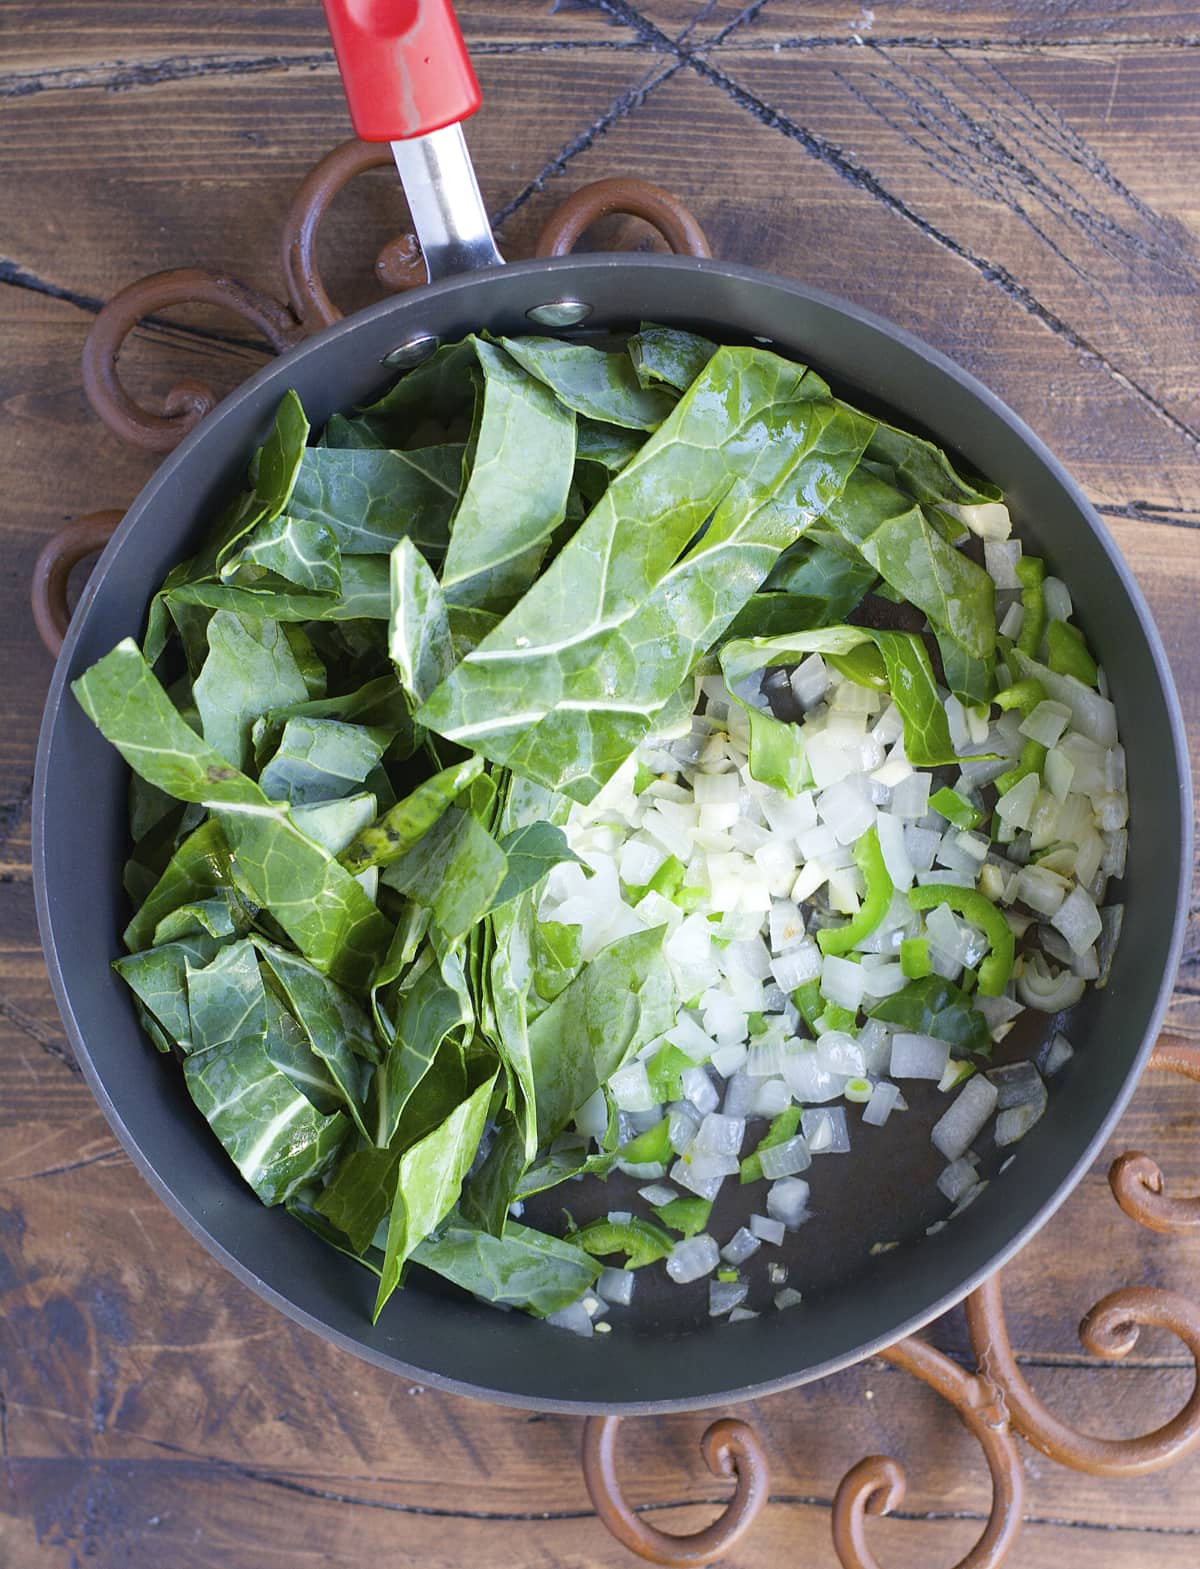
[[321, 0, 481, 141]]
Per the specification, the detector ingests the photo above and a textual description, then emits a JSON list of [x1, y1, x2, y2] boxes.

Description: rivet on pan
[[525, 299, 593, 328], [382, 333, 439, 368]]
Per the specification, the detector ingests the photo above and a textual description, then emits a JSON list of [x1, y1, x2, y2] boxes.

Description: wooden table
[[3, 2, 1199, 1564]]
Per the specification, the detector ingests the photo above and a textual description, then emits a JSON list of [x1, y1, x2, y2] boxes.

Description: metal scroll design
[[77, 138, 712, 456], [1109, 1037, 1200, 1233], [966, 1273, 1200, 1478], [31, 510, 124, 657], [833, 1336, 1024, 1569], [581, 1415, 769, 1566]]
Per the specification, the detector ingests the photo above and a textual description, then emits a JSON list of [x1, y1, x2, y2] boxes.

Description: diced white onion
[[750, 1213, 786, 1245], [938, 1155, 981, 1202], [985, 539, 1023, 588], [760, 1135, 813, 1179], [547, 1301, 594, 1337], [862, 1080, 902, 1126], [693, 1111, 746, 1157], [1020, 700, 1072, 748], [669, 1158, 724, 1201], [820, 954, 868, 1011], [1050, 885, 1103, 954], [709, 1278, 750, 1315], [931, 1075, 999, 1160], [666, 1234, 720, 1283], [597, 1268, 636, 1306], [766, 1177, 812, 1229], [770, 940, 822, 991], [890, 1033, 951, 1080], [801, 1106, 850, 1153], [609, 1059, 656, 1113]]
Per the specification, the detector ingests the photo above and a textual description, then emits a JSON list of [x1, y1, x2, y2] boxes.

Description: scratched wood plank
[[2, 0, 1197, 84]]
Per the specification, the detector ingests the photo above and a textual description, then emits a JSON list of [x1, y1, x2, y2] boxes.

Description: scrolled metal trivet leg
[[1110, 1036, 1200, 1233], [967, 1270, 1200, 1475], [581, 1413, 769, 1565], [832, 1334, 1025, 1569]]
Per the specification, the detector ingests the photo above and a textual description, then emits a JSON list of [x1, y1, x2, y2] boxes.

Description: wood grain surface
[[2, 2, 1199, 1565]]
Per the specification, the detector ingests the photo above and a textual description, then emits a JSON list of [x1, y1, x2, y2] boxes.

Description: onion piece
[[889, 1033, 951, 1080], [666, 1234, 720, 1283], [750, 1213, 786, 1245], [597, 1268, 636, 1306], [766, 1177, 812, 1229], [931, 1076, 999, 1160]]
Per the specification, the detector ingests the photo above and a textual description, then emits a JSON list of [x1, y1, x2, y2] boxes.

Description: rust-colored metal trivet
[[31, 140, 1200, 1568]]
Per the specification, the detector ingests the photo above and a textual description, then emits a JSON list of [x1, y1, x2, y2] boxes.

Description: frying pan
[[32, 0, 1191, 1415]]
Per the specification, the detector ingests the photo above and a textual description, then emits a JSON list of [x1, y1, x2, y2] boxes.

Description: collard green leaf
[[369, 950, 473, 1147], [314, 1143, 403, 1255], [185, 939, 267, 1056], [258, 718, 389, 806], [290, 792, 377, 856], [222, 514, 342, 596], [372, 1068, 499, 1320], [74, 646, 393, 986], [763, 535, 878, 623], [168, 555, 390, 622], [821, 468, 995, 661], [380, 804, 507, 944], [253, 388, 311, 516], [183, 1035, 348, 1206], [575, 419, 644, 473], [154, 894, 248, 945], [527, 925, 674, 1145], [260, 983, 371, 1135], [412, 1217, 599, 1317], [217, 805, 392, 992], [627, 325, 717, 392], [871, 630, 961, 765], [123, 816, 232, 953], [114, 935, 221, 1050], [492, 821, 579, 910], [254, 939, 381, 1065], [338, 755, 484, 873], [72, 641, 274, 809], [193, 612, 316, 771], [866, 418, 1000, 509], [497, 335, 675, 431], [389, 537, 454, 708], [255, 673, 413, 764], [418, 348, 872, 802], [439, 340, 576, 611], [357, 339, 476, 431], [447, 604, 501, 660], [938, 629, 995, 707], [287, 446, 463, 555], [868, 975, 991, 1053]]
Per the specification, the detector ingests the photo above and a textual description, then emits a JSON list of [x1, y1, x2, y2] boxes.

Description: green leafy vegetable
[[183, 1035, 349, 1206], [498, 335, 675, 430], [867, 975, 991, 1053], [439, 340, 576, 610], [418, 348, 873, 800], [412, 1217, 599, 1316], [258, 718, 389, 805], [287, 446, 463, 556], [627, 324, 717, 392], [373, 1068, 498, 1320]]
